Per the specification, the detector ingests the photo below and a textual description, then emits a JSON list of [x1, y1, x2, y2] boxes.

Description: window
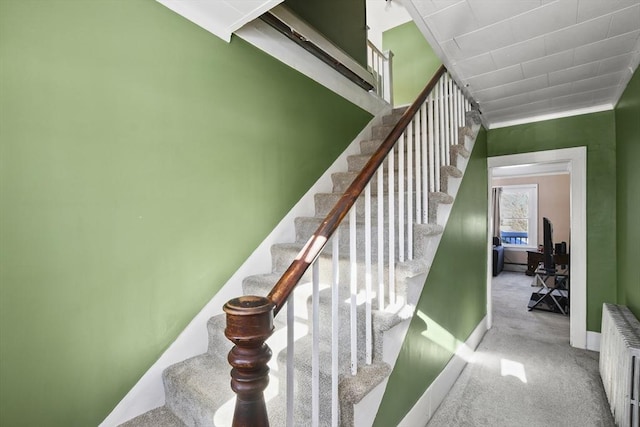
[[499, 185, 537, 247]]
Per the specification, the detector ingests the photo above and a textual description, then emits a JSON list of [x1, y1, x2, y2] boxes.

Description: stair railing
[[367, 41, 394, 104], [224, 65, 473, 426]]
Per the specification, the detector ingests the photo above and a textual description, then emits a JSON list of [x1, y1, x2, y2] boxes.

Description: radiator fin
[[600, 303, 640, 427]]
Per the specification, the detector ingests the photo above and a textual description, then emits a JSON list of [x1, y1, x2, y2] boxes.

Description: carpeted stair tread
[[120, 406, 186, 427], [206, 315, 233, 355], [163, 353, 235, 427]]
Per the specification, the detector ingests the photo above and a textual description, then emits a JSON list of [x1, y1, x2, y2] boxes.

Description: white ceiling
[[154, 0, 281, 42], [403, 0, 640, 128]]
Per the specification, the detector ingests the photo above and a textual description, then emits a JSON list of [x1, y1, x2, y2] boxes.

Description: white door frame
[[487, 147, 587, 349]]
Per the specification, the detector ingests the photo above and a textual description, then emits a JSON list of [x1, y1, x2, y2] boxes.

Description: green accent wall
[[374, 128, 488, 426], [615, 68, 640, 319], [487, 112, 617, 331], [0, 1, 372, 426], [284, 0, 367, 67], [382, 21, 442, 106]]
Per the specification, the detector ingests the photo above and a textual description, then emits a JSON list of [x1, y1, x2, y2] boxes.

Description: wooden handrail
[[266, 64, 446, 315]]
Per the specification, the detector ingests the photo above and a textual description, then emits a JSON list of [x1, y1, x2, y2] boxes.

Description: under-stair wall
[[374, 127, 488, 426]]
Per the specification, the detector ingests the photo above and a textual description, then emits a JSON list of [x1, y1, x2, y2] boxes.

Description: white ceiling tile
[[485, 99, 553, 118], [527, 82, 575, 101], [415, 0, 464, 17], [571, 71, 626, 92], [454, 20, 515, 55], [440, 39, 466, 61], [544, 15, 611, 55], [607, 4, 640, 38], [597, 53, 636, 74], [577, 0, 639, 22], [453, 53, 497, 78], [466, 64, 524, 90], [490, 36, 546, 69], [588, 86, 621, 102], [466, 0, 542, 27], [480, 92, 532, 112], [473, 85, 508, 102], [521, 50, 575, 78], [413, 0, 439, 17], [551, 91, 597, 108], [424, 1, 478, 40], [475, 74, 548, 101], [509, 0, 579, 43], [548, 62, 599, 85], [573, 30, 640, 64]]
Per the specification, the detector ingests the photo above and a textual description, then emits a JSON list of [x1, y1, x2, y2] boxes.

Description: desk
[[526, 251, 544, 275], [527, 265, 569, 315], [526, 251, 570, 275]]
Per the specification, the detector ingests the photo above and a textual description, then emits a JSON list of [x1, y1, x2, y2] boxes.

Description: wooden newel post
[[224, 296, 275, 427]]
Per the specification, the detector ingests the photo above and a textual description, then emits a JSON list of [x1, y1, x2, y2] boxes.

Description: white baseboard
[[100, 110, 390, 427], [398, 316, 488, 427], [586, 331, 601, 352]]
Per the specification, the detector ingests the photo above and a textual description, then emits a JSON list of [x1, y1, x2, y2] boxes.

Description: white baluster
[[398, 132, 405, 263], [312, 261, 320, 427], [349, 207, 357, 375], [407, 118, 414, 261], [415, 107, 422, 226], [388, 139, 396, 305], [365, 183, 372, 365], [286, 292, 294, 427], [435, 78, 442, 193], [443, 73, 450, 167], [427, 92, 435, 199], [331, 230, 339, 427], [422, 99, 430, 223], [377, 165, 384, 310]]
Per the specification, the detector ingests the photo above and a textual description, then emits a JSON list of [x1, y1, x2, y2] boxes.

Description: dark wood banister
[[267, 64, 446, 315], [224, 65, 446, 427]]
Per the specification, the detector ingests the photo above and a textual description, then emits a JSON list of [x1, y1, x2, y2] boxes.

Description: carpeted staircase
[[121, 107, 481, 426]]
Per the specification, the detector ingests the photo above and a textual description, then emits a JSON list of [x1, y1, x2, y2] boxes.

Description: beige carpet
[[427, 271, 614, 427]]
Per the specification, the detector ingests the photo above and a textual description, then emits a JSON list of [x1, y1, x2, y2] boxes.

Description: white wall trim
[[99, 110, 390, 426], [488, 147, 588, 350], [487, 104, 614, 130], [586, 331, 601, 352], [235, 19, 388, 116], [398, 316, 488, 427]]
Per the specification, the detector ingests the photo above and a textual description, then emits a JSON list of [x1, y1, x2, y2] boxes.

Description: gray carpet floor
[[427, 271, 615, 427]]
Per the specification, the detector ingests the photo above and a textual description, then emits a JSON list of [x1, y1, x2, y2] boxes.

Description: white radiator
[[600, 303, 640, 427]]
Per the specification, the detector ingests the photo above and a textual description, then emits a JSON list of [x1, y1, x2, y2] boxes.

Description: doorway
[[487, 147, 587, 349]]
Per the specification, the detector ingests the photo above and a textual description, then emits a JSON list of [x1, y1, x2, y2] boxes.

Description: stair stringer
[[352, 112, 482, 427], [101, 107, 392, 427]]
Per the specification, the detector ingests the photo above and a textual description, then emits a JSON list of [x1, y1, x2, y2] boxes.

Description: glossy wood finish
[[224, 296, 275, 427]]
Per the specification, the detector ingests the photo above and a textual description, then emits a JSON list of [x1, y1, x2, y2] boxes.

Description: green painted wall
[[284, 0, 367, 67], [487, 112, 617, 331], [614, 68, 640, 319], [374, 128, 488, 426], [382, 21, 442, 106], [0, 1, 372, 426]]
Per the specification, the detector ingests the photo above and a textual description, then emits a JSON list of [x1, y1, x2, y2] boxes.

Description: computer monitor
[[543, 217, 554, 272]]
